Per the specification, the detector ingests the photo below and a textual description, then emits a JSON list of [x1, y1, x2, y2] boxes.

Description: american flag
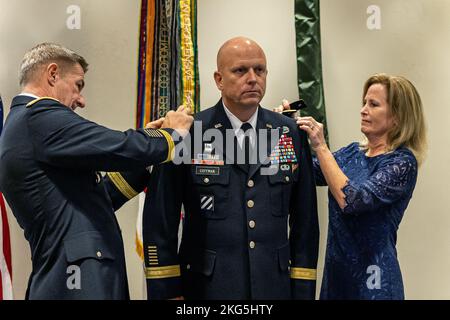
[[0, 95, 13, 300]]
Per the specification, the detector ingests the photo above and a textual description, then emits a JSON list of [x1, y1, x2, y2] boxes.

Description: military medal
[[269, 134, 298, 164]]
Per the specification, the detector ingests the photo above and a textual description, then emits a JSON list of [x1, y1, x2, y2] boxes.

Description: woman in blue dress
[[280, 74, 427, 299]]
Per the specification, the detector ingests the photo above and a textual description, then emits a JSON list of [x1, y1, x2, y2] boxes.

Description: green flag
[[295, 0, 328, 142]]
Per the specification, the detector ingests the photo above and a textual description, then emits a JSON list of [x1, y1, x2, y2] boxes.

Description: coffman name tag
[[195, 166, 220, 176]]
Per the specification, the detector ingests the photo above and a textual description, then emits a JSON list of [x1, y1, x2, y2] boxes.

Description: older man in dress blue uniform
[[106, 37, 320, 300], [0, 43, 193, 299]]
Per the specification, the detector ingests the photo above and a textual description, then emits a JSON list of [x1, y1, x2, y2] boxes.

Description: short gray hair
[[19, 42, 89, 86]]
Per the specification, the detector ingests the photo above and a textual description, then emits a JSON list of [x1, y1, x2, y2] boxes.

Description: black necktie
[[240, 123, 253, 170]]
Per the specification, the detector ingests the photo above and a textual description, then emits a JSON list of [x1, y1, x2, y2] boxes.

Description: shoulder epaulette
[[26, 97, 61, 108]]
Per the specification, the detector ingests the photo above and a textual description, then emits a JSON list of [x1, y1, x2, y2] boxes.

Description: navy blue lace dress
[[315, 143, 418, 300]]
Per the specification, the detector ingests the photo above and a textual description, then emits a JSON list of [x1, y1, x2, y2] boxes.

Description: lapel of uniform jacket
[[208, 100, 249, 174], [248, 107, 281, 178], [205, 100, 235, 168]]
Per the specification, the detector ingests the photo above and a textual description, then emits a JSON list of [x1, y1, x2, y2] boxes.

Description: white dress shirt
[[222, 101, 258, 148], [18, 92, 39, 99]]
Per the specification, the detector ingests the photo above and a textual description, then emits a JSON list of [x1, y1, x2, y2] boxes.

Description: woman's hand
[[273, 99, 291, 113], [296, 116, 327, 152], [297, 116, 349, 210]]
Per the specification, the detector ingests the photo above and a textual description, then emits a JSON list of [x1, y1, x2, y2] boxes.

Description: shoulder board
[[26, 97, 61, 108]]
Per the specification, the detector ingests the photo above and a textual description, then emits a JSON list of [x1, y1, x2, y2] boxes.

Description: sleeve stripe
[[158, 129, 175, 163], [145, 265, 181, 279], [290, 267, 317, 280], [143, 128, 164, 138], [106, 172, 138, 200]]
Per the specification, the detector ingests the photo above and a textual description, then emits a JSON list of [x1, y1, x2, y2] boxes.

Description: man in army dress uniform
[[106, 37, 319, 299], [0, 43, 193, 299]]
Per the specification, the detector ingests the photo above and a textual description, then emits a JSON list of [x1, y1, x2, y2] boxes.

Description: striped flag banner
[[294, 0, 328, 142], [1, 95, 13, 300], [0, 194, 13, 300], [136, 0, 200, 128], [135, 0, 200, 259]]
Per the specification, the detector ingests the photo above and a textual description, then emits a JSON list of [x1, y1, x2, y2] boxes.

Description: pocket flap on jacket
[[277, 243, 290, 271], [268, 168, 293, 185], [64, 231, 115, 263], [188, 249, 217, 277]]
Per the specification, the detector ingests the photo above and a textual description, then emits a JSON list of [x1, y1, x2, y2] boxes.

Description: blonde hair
[[360, 73, 427, 165], [19, 42, 89, 86]]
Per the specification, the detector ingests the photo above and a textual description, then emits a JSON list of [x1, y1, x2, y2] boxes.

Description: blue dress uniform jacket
[[106, 101, 320, 300], [0, 96, 176, 299]]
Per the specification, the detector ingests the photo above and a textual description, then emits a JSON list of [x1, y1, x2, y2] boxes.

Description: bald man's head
[[216, 37, 266, 71], [214, 37, 267, 115]]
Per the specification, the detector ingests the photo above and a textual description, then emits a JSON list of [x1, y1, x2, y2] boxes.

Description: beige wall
[[1, 0, 449, 299], [320, 0, 450, 299], [0, 0, 145, 299]]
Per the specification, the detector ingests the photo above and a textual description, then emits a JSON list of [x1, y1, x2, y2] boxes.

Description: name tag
[[195, 166, 220, 176]]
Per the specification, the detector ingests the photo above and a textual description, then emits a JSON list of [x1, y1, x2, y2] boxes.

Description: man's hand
[[145, 118, 165, 129], [162, 105, 194, 137]]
